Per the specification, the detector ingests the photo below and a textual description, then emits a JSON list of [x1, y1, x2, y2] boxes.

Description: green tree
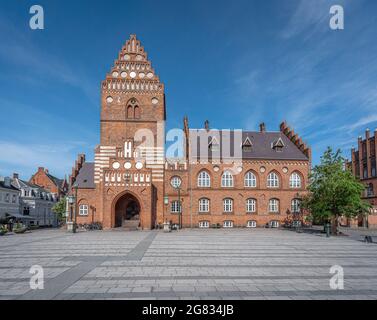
[[52, 197, 67, 224], [302, 147, 370, 235]]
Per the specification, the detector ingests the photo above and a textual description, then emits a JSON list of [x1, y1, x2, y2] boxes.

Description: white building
[[11, 174, 58, 227], [0, 176, 20, 220]]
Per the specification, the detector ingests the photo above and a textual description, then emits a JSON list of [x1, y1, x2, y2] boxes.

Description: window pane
[[245, 171, 256, 187], [267, 172, 279, 188], [198, 171, 210, 187]]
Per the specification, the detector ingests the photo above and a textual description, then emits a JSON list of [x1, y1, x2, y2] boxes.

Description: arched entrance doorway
[[114, 193, 141, 228]]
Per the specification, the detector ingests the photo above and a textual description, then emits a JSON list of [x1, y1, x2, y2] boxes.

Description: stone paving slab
[[0, 228, 376, 300]]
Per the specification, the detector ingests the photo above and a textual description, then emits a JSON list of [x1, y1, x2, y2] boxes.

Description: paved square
[[1, 228, 377, 300]]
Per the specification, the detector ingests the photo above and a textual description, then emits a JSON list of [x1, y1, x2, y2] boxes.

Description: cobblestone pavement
[[0, 228, 377, 300]]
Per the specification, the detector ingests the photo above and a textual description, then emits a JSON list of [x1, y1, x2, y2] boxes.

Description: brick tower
[[72, 35, 166, 229]]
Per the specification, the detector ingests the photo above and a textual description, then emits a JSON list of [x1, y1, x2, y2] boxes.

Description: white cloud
[[0, 141, 79, 179]]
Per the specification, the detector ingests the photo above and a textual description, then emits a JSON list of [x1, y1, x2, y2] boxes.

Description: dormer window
[[208, 136, 220, 152], [242, 136, 252, 152], [272, 137, 285, 152]]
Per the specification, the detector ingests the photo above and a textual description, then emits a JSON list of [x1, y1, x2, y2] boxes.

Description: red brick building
[[349, 129, 377, 228], [30, 167, 68, 199], [69, 35, 311, 230]]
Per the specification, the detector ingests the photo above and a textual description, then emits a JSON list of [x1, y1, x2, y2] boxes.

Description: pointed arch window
[[198, 170, 211, 187], [244, 171, 257, 187], [290, 172, 302, 188], [134, 106, 140, 119], [267, 172, 279, 188], [126, 98, 140, 119], [127, 106, 133, 118], [221, 171, 234, 187]]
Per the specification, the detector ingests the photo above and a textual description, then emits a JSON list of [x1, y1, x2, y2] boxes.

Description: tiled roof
[[46, 173, 64, 188], [0, 181, 19, 191], [189, 130, 308, 161], [75, 163, 95, 189]]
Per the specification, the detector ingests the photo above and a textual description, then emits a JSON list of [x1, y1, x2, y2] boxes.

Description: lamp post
[[74, 183, 78, 228], [172, 178, 182, 230], [67, 182, 78, 233], [67, 195, 75, 233]]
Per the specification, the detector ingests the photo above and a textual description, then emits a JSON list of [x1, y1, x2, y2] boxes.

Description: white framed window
[[197, 171, 210, 187], [12, 194, 17, 203], [221, 171, 234, 187], [290, 172, 302, 188], [269, 199, 279, 213], [244, 171, 257, 187], [270, 220, 280, 228], [199, 221, 209, 228], [223, 220, 233, 228], [246, 198, 256, 213], [267, 172, 279, 188], [171, 200, 181, 213], [198, 198, 210, 213], [79, 204, 89, 216], [223, 198, 233, 213], [247, 220, 257, 228], [5, 193, 10, 203], [170, 176, 182, 189], [291, 199, 301, 213]]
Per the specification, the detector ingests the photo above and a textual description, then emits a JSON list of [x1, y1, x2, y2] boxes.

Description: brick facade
[[69, 35, 311, 230], [349, 129, 377, 228], [30, 167, 68, 199]]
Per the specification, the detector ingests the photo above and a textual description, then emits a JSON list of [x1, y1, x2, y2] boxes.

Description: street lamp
[[171, 177, 182, 229], [67, 182, 78, 233]]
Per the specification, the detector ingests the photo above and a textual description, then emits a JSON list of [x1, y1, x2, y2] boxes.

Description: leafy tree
[[301, 147, 371, 235], [52, 197, 67, 224]]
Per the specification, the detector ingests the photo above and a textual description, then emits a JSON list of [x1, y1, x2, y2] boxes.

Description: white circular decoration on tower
[[121, 72, 127, 78], [123, 54, 130, 61], [151, 98, 159, 105], [147, 72, 154, 79], [130, 71, 137, 78], [135, 162, 143, 170], [170, 176, 182, 189], [213, 165, 220, 172], [112, 71, 119, 78], [112, 162, 120, 169], [282, 167, 288, 174], [139, 72, 145, 79], [136, 55, 143, 61], [260, 166, 266, 173], [237, 166, 243, 173], [106, 96, 113, 104], [124, 162, 132, 170]]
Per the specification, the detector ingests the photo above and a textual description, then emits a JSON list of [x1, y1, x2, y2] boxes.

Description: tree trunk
[[331, 215, 339, 235]]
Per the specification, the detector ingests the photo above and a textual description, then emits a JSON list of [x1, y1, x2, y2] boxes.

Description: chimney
[[13, 173, 19, 180], [45, 169, 49, 174], [38, 167, 44, 172], [259, 122, 266, 133], [4, 177, 11, 187], [366, 128, 370, 140], [204, 120, 210, 131]]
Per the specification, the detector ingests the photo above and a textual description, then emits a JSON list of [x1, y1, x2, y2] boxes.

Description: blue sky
[[1, 0, 377, 179]]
